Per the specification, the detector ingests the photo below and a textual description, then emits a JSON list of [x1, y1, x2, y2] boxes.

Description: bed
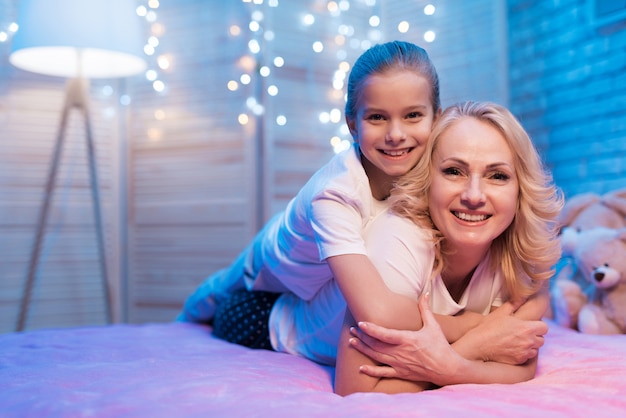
[[1, 320, 624, 417]]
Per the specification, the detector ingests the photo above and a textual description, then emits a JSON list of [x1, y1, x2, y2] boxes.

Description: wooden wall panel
[[124, 2, 259, 322], [0, 76, 123, 333]]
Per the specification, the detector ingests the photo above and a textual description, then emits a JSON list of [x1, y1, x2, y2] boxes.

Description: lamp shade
[[9, 0, 147, 79]]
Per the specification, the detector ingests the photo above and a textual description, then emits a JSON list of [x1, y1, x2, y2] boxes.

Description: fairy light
[[249, 21, 260, 32], [145, 69, 158, 81], [154, 109, 166, 120], [135, 1, 168, 95], [312, 41, 324, 53], [224, 0, 438, 150], [157, 55, 170, 70], [230, 25, 242, 36], [259, 66, 270, 77], [302, 14, 315, 26], [329, 108, 342, 123], [152, 80, 165, 92], [398, 21, 410, 33]]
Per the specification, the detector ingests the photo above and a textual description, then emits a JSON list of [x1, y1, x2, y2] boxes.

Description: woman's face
[[428, 116, 519, 253], [348, 70, 436, 197]]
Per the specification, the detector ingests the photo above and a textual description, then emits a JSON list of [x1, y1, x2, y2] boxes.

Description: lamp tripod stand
[[16, 78, 113, 332]]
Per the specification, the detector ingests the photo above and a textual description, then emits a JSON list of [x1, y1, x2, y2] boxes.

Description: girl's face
[[428, 117, 519, 253], [348, 70, 436, 198]]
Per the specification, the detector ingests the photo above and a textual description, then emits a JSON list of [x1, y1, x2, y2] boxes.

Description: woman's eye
[[491, 172, 510, 181], [442, 167, 461, 176]]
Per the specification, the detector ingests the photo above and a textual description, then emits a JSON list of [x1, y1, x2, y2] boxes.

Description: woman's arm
[[348, 294, 540, 392], [327, 218, 546, 393]]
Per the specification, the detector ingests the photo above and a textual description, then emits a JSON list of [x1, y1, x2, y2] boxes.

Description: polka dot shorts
[[212, 288, 281, 350]]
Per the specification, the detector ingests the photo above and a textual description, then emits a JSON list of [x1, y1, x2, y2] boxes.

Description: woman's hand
[[465, 302, 548, 364], [349, 297, 549, 384], [348, 293, 463, 384]]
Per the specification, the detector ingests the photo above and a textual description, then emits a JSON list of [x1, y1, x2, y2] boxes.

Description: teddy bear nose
[[594, 272, 605, 282]]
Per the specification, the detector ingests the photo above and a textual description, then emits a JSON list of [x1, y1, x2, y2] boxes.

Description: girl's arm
[[334, 307, 432, 396], [327, 249, 431, 395]]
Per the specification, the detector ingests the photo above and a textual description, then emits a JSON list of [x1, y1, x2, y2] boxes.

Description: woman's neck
[[441, 244, 490, 303]]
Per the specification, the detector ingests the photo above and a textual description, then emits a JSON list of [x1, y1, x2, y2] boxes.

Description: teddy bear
[[551, 227, 626, 334], [557, 188, 626, 256], [547, 188, 626, 324]]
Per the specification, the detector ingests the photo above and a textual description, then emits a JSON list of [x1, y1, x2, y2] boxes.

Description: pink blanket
[[1, 321, 624, 417]]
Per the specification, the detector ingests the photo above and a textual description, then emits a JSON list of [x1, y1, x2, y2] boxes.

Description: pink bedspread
[[1, 320, 624, 417]]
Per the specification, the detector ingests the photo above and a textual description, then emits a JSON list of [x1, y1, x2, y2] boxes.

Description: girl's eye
[[367, 113, 385, 121], [406, 111, 423, 119]]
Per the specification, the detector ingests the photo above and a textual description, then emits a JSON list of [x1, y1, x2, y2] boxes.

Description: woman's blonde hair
[[390, 101, 564, 300]]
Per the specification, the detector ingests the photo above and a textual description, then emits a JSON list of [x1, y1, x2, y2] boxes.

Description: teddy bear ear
[[557, 193, 601, 227], [617, 227, 626, 242], [602, 188, 626, 218]]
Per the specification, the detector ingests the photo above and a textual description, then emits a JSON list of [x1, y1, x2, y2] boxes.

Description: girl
[[178, 40, 441, 360]]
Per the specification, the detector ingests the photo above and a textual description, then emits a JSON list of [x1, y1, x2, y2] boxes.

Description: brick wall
[[508, 0, 626, 197]]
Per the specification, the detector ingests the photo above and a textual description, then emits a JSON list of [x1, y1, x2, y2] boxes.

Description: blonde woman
[[337, 101, 563, 394]]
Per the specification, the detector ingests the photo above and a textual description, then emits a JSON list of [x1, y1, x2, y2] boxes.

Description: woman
[[334, 101, 563, 394]]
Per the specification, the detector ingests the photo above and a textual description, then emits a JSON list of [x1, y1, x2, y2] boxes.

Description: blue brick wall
[[508, 0, 626, 197]]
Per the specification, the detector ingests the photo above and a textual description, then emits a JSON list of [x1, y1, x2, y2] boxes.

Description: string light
[[136, 1, 168, 97], [4, 2, 437, 148], [225, 1, 438, 152]]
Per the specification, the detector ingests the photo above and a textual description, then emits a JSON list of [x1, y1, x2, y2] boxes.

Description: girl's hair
[[390, 101, 564, 301], [345, 40, 441, 126]]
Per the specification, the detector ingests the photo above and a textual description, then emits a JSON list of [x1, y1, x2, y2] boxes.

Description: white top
[[270, 208, 505, 365], [248, 144, 390, 300], [178, 144, 390, 323]]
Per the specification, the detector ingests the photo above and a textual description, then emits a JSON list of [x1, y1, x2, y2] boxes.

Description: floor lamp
[[9, 0, 146, 332]]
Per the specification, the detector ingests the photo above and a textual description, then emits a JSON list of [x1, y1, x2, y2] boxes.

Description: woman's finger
[[348, 336, 392, 366], [356, 321, 406, 345], [417, 292, 435, 326], [357, 364, 399, 378]]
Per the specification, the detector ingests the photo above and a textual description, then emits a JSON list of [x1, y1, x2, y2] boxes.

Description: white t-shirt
[[246, 144, 390, 300], [270, 208, 505, 365]]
